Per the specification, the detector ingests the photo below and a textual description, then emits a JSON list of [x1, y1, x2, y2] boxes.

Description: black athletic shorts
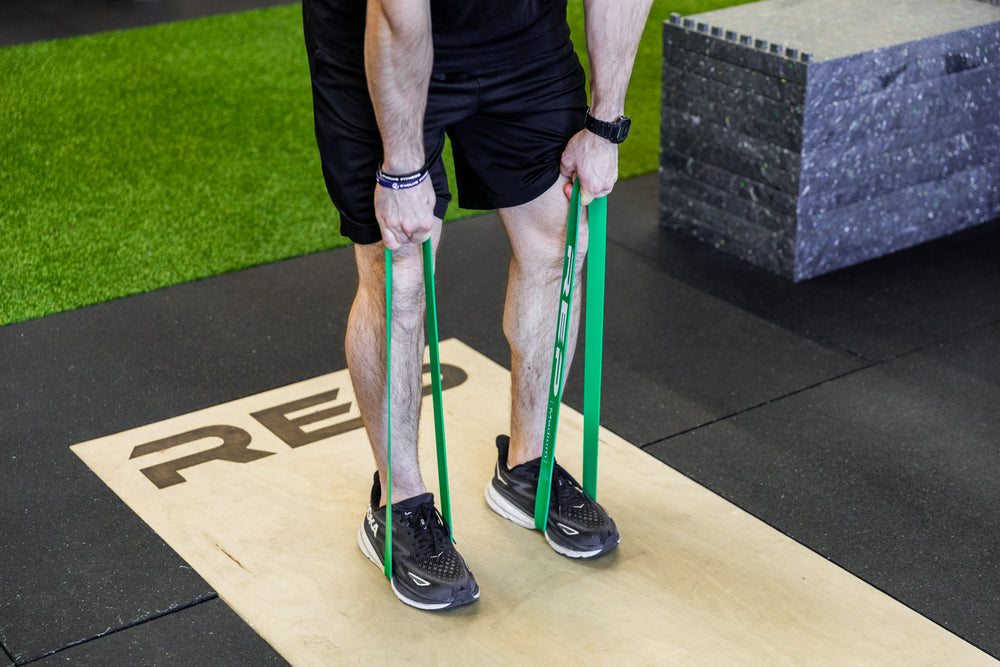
[[304, 22, 587, 245]]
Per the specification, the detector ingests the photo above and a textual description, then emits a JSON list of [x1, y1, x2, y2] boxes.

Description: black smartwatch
[[585, 111, 631, 144]]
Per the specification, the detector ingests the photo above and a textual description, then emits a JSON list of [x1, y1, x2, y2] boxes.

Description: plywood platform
[[71, 339, 995, 665]]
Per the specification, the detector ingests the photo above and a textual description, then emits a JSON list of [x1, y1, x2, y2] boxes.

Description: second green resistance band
[[422, 239, 453, 535], [533, 181, 606, 531], [582, 195, 606, 499]]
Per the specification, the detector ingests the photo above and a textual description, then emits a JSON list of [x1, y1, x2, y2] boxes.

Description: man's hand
[[374, 178, 436, 250], [559, 128, 619, 205]]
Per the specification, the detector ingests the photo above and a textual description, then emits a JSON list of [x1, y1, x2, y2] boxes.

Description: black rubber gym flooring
[[3, 3, 1000, 664]]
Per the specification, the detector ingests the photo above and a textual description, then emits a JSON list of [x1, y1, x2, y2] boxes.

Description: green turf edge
[[0, 0, 755, 326]]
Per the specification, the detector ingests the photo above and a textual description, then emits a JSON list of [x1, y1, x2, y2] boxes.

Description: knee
[[517, 222, 590, 289], [526, 212, 591, 270], [354, 245, 426, 330]]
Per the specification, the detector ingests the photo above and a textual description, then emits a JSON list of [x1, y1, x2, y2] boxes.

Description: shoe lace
[[550, 463, 588, 514], [518, 457, 587, 515], [401, 502, 452, 560]]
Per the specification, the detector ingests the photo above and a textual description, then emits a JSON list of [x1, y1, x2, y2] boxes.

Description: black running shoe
[[485, 435, 620, 559], [357, 473, 479, 610]]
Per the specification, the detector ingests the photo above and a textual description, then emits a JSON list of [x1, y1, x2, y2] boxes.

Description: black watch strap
[[585, 112, 631, 144]]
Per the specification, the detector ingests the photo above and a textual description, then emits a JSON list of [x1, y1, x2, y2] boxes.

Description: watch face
[[615, 116, 631, 142], [586, 113, 631, 143]]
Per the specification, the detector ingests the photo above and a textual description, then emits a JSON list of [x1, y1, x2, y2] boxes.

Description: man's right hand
[[374, 177, 436, 250]]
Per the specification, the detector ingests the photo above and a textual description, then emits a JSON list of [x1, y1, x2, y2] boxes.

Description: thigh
[[307, 47, 452, 244], [447, 44, 588, 212]]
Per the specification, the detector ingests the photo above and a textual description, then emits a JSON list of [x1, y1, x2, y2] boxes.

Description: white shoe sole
[[357, 522, 457, 610], [357, 521, 478, 610], [484, 482, 609, 559]]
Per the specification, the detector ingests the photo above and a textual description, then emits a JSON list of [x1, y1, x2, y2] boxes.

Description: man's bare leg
[[499, 177, 588, 467], [346, 220, 442, 506], [487, 177, 619, 558]]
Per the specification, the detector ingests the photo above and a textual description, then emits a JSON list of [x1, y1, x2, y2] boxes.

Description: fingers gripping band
[[375, 163, 431, 190]]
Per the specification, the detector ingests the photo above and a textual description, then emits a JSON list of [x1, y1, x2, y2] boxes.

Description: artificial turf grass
[[1, 6, 340, 325], [0, 0, 755, 326]]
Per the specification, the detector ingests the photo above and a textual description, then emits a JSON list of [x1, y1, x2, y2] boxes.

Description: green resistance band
[[533, 181, 606, 531], [383, 240, 453, 580], [583, 195, 606, 498], [384, 247, 393, 579], [422, 240, 453, 533]]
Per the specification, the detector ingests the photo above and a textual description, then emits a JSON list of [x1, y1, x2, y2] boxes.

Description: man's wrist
[[375, 160, 431, 190], [584, 110, 631, 144]]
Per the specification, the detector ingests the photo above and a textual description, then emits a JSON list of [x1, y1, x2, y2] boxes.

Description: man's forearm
[[582, 0, 653, 120], [364, 0, 433, 174]]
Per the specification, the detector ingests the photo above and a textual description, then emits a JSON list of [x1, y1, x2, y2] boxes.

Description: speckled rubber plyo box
[[660, 0, 1000, 281]]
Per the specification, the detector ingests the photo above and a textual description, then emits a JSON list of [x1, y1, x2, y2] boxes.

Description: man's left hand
[[559, 128, 619, 205]]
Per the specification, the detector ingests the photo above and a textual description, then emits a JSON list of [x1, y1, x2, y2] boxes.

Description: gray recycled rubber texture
[[2, 172, 1000, 660], [27, 598, 288, 665]]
